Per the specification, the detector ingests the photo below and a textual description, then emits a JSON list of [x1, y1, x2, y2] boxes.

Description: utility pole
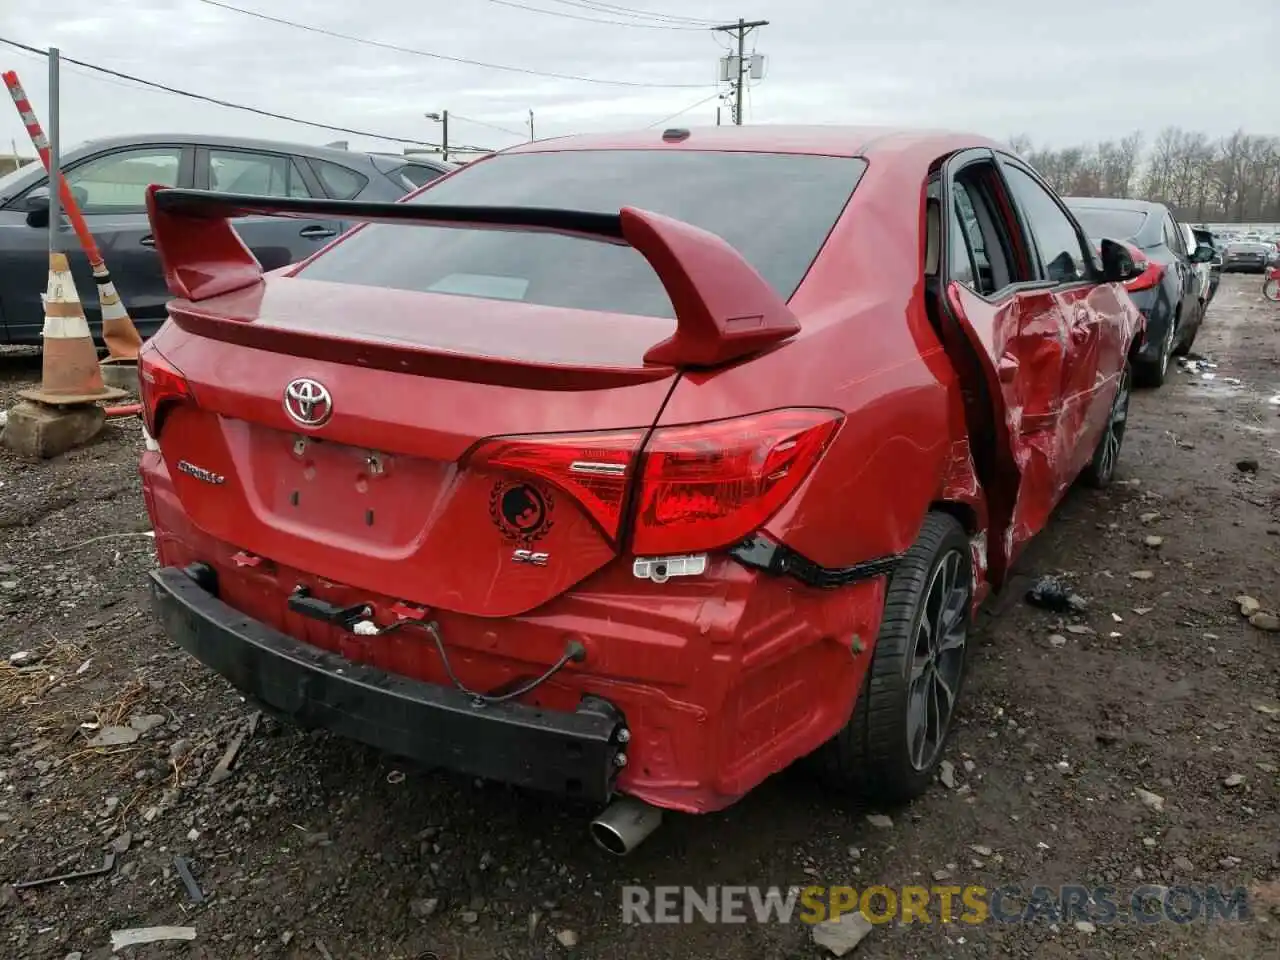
[[712, 18, 767, 125], [528, 109, 535, 141], [426, 110, 448, 161], [48, 48, 59, 253]]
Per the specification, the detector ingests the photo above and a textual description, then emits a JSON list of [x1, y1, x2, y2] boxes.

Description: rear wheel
[[1081, 363, 1130, 488], [813, 513, 972, 803], [1173, 306, 1202, 357], [1134, 309, 1176, 388], [1264, 277, 1280, 302]]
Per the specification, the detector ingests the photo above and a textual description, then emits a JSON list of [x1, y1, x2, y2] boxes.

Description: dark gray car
[[0, 134, 453, 344]]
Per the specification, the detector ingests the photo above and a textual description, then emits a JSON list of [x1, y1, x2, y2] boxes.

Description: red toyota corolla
[[139, 127, 1143, 854]]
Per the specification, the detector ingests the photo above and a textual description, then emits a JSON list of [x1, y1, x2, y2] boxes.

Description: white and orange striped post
[[19, 252, 126, 406], [3, 69, 143, 361]]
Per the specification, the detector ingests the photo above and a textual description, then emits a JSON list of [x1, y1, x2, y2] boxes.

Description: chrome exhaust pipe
[[590, 797, 662, 855]]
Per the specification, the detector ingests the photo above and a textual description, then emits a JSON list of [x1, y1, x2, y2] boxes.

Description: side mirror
[[1099, 238, 1141, 284], [24, 186, 50, 228], [1191, 243, 1215, 264]]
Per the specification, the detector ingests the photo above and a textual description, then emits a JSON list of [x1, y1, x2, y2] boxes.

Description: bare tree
[[1013, 127, 1279, 222]]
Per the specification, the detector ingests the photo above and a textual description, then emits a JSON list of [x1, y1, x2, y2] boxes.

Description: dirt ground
[[0, 273, 1277, 960]]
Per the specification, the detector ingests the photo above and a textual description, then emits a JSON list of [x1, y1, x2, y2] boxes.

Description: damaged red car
[[138, 127, 1143, 855]]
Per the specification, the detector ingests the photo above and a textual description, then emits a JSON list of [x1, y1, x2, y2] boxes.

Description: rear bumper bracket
[[148, 566, 627, 802]]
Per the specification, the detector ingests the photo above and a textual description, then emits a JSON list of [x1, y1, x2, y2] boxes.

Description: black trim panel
[[150, 188, 625, 240], [148, 567, 626, 802], [729, 534, 900, 588]]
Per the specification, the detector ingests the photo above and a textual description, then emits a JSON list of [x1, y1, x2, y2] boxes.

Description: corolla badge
[[177, 460, 225, 485], [283, 378, 333, 427]]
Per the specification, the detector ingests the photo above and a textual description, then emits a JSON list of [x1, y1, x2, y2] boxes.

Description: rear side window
[[312, 159, 369, 200], [297, 150, 866, 319], [398, 164, 445, 189], [1070, 207, 1147, 242]]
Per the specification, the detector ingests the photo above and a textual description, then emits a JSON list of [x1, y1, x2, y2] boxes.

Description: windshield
[[0, 160, 39, 201], [297, 150, 866, 319], [1069, 207, 1148, 242]]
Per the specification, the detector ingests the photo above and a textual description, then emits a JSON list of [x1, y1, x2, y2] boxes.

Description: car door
[[196, 146, 339, 270], [1162, 213, 1196, 315], [935, 149, 1071, 581], [0, 143, 193, 340], [995, 157, 1119, 483]]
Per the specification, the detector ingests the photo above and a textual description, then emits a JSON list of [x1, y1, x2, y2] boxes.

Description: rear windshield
[[1070, 207, 1148, 242], [297, 150, 866, 318]]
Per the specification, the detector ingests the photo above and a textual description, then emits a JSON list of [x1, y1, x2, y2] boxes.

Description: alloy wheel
[[1096, 366, 1131, 483], [906, 549, 970, 772], [1159, 319, 1175, 377]]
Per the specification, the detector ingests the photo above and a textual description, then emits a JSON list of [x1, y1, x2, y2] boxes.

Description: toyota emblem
[[283, 378, 333, 427]]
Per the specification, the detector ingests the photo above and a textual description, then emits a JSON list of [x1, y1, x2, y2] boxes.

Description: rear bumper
[[149, 565, 627, 802]]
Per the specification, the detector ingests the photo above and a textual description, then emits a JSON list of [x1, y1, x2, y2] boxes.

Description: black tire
[[1080, 363, 1130, 488], [1173, 303, 1203, 358], [1133, 308, 1177, 388], [812, 512, 972, 803]]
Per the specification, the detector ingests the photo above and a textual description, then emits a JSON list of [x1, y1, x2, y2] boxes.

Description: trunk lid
[[154, 279, 680, 618], [142, 185, 810, 617]]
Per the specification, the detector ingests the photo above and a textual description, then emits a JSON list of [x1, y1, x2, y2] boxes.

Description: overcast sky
[[0, 0, 1274, 160]]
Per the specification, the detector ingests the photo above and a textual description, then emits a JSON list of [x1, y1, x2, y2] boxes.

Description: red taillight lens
[[631, 408, 842, 555], [1124, 251, 1163, 292], [469, 429, 645, 539], [138, 341, 192, 438], [470, 409, 842, 553]]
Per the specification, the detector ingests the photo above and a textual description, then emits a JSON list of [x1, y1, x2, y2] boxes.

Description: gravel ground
[[0, 274, 1277, 959]]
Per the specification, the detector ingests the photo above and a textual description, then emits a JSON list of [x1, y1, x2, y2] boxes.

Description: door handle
[[299, 225, 337, 240], [139, 235, 155, 247]]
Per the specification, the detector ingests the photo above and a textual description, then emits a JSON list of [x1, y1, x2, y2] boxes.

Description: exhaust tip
[[589, 820, 631, 857], [589, 797, 662, 856]]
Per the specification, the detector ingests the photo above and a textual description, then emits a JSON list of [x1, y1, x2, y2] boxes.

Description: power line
[[645, 91, 722, 129], [194, 0, 707, 88], [0, 37, 494, 150], [449, 112, 529, 139], [544, 0, 720, 25], [487, 0, 706, 30]]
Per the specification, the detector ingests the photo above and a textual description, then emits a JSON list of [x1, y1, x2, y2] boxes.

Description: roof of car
[[1062, 196, 1165, 214], [503, 125, 1004, 159], [69, 133, 399, 166]]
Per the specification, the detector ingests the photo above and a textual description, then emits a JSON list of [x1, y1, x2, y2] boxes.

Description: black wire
[[545, 0, 721, 25], [373, 620, 585, 706], [448, 112, 528, 140], [488, 0, 706, 30], [0, 36, 499, 151], [645, 91, 723, 128], [194, 0, 707, 89]]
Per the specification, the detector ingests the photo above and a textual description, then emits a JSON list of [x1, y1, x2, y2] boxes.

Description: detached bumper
[[148, 567, 627, 802]]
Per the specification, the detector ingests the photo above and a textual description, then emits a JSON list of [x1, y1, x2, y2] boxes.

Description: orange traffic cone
[[93, 262, 143, 360], [19, 252, 126, 406]]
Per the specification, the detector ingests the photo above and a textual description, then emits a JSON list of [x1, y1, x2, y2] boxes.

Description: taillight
[[632, 408, 842, 554], [138, 341, 192, 438], [470, 429, 645, 540], [1125, 251, 1164, 293], [470, 409, 842, 553]]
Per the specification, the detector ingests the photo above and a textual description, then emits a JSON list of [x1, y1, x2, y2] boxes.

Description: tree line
[[1007, 129, 1280, 224]]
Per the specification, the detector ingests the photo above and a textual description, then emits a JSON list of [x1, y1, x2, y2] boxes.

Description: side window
[[208, 150, 312, 198], [312, 159, 369, 200], [945, 162, 1021, 297], [1001, 165, 1089, 284], [398, 164, 446, 190], [1164, 217, 1187, 257], [63, 147, 182, 212], [951, 181, 990, 288]]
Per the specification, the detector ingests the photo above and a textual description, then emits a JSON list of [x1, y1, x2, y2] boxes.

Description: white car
[[1181, 222, 1213, 307]]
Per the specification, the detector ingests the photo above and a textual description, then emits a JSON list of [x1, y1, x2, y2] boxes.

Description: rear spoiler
[[145, 187, 800, 368]]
